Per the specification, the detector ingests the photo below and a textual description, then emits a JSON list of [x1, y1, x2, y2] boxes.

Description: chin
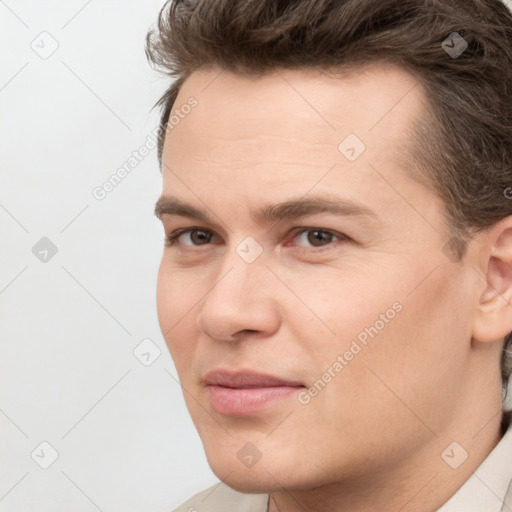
[[210, 464, 292, 494], [204, 445, 316, 494]]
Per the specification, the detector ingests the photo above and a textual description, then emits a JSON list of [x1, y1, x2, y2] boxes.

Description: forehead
[[160, 63, 441, 231], [163, 63, 425, 177]]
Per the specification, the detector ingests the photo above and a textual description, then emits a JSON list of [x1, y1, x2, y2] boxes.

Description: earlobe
[[472, 219, 512, 344]]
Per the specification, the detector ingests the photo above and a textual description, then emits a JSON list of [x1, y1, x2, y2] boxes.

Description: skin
[[155, 63, 512, 511]]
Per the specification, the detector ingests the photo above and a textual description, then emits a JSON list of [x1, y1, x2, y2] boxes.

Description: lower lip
[[207, 385, 303, 415]]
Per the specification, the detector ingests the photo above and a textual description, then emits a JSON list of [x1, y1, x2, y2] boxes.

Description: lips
[[203, 370, 305, 415], [204, 370, 304, 388]]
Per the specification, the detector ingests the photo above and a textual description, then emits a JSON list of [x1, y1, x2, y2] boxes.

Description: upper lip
[[203, 370, 304, 388]]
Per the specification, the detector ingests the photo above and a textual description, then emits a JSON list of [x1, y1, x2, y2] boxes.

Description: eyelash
[[164, 227, 350, 249]]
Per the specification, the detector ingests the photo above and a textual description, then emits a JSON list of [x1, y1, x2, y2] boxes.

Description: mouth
[[203, 370, 306, 415]]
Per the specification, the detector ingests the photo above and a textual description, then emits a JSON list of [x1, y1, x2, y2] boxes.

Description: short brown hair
[[145, 0, 512, 388]]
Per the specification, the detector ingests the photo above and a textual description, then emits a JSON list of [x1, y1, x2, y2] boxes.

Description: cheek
[[156, 261, 215, 378], [284, 259, 466, 388], [156, 263, 173, 333], [337, 266, 471, 420], [281, 263, 403, 355], [156, 263, 194, 347]]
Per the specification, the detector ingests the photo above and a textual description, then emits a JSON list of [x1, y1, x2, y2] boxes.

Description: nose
[[196, 254, 281, 343]]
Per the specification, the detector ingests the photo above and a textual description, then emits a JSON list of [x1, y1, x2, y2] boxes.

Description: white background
[[1, 1, 216, 511], [2, 1, 512, 511]]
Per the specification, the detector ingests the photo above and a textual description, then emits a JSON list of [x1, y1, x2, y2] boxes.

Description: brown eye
[[188, 229, 212, 245], [306, 230, 335, 247], [292, 228, 343, 248], [166, 228, 215, 246]]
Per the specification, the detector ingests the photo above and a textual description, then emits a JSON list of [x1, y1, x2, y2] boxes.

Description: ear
[[472, 216, 512, 343]]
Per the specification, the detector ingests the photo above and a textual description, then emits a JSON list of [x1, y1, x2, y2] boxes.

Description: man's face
[[156, 64, 478, 491]]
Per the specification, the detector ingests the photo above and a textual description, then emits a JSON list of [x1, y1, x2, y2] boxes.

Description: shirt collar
[[437, 409, 512, 512]]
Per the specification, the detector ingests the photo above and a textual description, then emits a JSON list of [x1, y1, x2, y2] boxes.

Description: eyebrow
[[154, 194, 379, 225]]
